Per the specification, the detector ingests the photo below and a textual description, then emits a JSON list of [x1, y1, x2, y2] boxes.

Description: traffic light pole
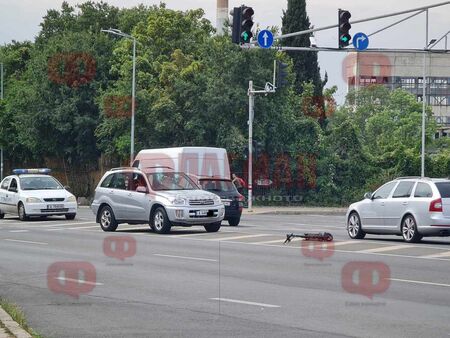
[[247, 79, 276, 212]]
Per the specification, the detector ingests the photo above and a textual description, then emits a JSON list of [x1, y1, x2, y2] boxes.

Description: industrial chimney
[[216, 0, 229, 35]]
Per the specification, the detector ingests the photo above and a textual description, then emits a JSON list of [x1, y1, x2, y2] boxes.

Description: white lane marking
[[154, 254, 217, 262], [254, 237, 302, 244], [9, 230, 29, 233], [46, 225, 98, 231], [359, 244, 407, 253], [31, 221, 95, 228], [332, 240, 363, 247], [209, 234, 269, 241], [4, 239, 48, 245], [172, 230, 236, 237], [210, 298, 280, 308], [389, 278, 450, 288], [55, 277, 103, 286], [421, 251, 450, 258], [284, 223, 343, 229]]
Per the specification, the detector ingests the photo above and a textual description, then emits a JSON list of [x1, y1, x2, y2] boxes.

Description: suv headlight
[[213, 195, 221, 205], [172, 197, 187, 206], [67, 195, 76, 202], [26, 197, 41, 203]]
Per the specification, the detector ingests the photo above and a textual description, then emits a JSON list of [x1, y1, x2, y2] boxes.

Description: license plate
[[223, 201, 230, 206], [47, 204, 64, 209], [196, 210, 208, 216]]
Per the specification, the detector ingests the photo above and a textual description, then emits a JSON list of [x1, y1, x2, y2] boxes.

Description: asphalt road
[[1, 208, 450, 338]]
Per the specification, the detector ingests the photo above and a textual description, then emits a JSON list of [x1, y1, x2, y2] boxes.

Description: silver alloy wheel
[[19, 204, 25, 219], [101, 209, 111, 228], [154, 211, 164, 231], [402, 217, 415, 241], [348, 214, 360, 237]]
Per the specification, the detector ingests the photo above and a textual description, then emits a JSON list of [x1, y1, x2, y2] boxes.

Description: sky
[[0, 0, 449, 102]]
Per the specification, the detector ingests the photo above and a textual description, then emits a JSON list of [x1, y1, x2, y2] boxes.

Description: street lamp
[[101, 28, 137, 165], [1, 62, 4, 181]]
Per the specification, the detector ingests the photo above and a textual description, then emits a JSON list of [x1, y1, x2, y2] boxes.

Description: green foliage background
[[0, 1, 449, 204]]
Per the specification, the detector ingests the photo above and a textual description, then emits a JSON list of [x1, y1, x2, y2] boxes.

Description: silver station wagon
[[346, 177, 450, 242], [91, 167, 225, 234]]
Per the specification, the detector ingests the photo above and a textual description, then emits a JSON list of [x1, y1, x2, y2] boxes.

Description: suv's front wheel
[[205, 222, 221, 233], [152, 207, 171, 234], [99, 206, 118, 232]]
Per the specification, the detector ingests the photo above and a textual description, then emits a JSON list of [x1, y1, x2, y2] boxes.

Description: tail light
[[429, 198, 443, 212], [238, 194, 245, 209]]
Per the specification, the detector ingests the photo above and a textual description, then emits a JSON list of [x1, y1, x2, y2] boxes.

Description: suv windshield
[[20, 176, 63, 190], [199, 179, 237, 193], [147, 172, 198, 191]]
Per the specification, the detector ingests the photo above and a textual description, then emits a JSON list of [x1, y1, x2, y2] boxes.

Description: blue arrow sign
[[352, 32, 369, 51], [258, 30, 274, 49]]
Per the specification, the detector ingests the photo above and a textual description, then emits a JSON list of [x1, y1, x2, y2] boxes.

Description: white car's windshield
[[147, 172, 198, 191], [20, 176, 64, 190]]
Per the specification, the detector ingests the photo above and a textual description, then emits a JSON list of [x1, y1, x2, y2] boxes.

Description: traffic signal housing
[[230, 6, 254, 45], [276, 61, 289, 89], [338, 9, 351, 48], [231, 7, 242, 44], [240, 6, 254, 44]]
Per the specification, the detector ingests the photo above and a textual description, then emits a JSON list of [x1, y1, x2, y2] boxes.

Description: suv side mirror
[[364, 192, 373, 200], [64, 185, 71, 190], [136, 186, 148, 194]]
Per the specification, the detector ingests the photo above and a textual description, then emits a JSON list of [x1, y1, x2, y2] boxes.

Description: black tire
[[401, 215, 422, 243], [347, 212, 365, 239], [152, 207, 171, 234], [0, 213, 4, 219], [228, 217, 240, 226], [204, 222, 221, 233], [65, 214, 76, 220], [18, 203, 29, 221], [98, 206, 118, 232]]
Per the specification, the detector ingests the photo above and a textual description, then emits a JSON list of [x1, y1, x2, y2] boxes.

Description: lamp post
[[1, 62, 4, 181], [101, 28, 136, 165]]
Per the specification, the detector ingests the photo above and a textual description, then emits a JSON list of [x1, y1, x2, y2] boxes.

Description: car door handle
[[109, 190, 114, 194], [402, 202, 408, 206], [128, 193, 132, 196], [380, 202, 385, 206]]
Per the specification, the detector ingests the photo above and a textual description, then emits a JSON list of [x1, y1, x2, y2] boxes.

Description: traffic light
[[276, 61, 289, 89], [338, 9, 351, 48], [240, 6, 254, 44], [231, 7, 242, 44]]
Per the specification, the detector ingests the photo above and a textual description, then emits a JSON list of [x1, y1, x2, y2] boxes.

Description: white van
[[132, 147, 230, 179]]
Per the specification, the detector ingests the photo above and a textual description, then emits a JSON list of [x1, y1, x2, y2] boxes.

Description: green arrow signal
[[341, 36, 348, 42], [242, 31, 249, 42]]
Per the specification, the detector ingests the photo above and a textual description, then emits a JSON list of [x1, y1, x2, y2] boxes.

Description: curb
[[0, 306, 32, 338]]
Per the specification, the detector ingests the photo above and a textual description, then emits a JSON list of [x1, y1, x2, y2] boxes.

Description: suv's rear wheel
[[18, 203, 29, 221], [99, 206, 118, 232], [0, 212, 4, 219], [402, 215, 422, 243], [205, 222, 221, 233], [152, 207, 171, 234], [347, 212, 365, 239]]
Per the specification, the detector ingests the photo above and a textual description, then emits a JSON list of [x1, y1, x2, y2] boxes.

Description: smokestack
[[216, 0, 229, 35]]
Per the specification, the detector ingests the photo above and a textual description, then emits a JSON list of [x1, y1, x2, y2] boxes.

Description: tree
[[281, 0, 323, 96]]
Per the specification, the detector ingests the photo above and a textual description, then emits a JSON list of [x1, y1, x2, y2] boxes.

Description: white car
[[346, 177, 450, 242], [0, 169, 77, 220]]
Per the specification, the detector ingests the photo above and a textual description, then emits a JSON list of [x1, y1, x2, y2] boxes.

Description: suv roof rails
[[143, 166, 174, 170], [110, 167, 139, 171], [396, 176, 430, 180]]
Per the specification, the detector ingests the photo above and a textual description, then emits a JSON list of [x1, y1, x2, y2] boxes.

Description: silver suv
[[91, 167, 225, 234], [346, 177, 450, 242]]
